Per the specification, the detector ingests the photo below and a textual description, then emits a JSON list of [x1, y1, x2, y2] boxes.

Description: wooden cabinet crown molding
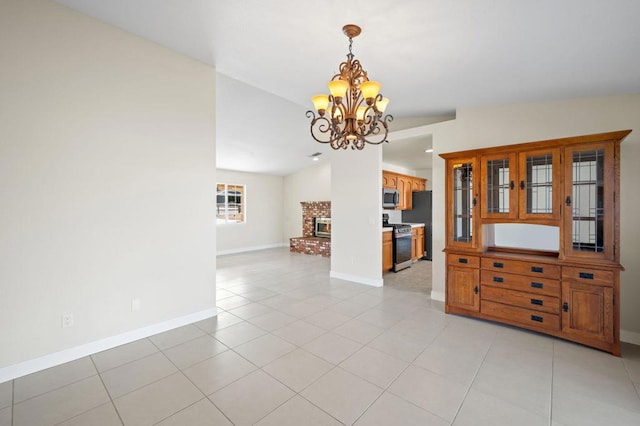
[[438, 130, 631, 160]]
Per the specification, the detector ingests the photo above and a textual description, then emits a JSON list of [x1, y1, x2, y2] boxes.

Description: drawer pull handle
[[493, 262, 504, 268], [531, 282, 544, 289], [531, 315, 544, 323], [458, 258, 468, 264], [579, 272, 594, 280], [493, 276, 504, 283], [531, 266, 544, 273], [530, 299, 543, 306]]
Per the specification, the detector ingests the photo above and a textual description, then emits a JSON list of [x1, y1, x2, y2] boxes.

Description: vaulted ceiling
[[54, 0, 640, 175]]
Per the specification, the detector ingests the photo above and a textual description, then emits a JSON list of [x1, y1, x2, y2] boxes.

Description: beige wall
[[282, 161, 331, 240], [331, 147, 383, 286], [216, 170, 285, 253], [0, 0, 217, 373], [431, 94, 640, 341]]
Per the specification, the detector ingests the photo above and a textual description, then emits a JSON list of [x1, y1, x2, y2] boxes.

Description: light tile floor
[[2, 248, 640, 425]]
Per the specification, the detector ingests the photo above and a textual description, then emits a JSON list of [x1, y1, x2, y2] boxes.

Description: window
[[216, 183, 245, 224]]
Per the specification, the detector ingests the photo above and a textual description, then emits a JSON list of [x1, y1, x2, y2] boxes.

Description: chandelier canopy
[[307, 24, 393, 150]]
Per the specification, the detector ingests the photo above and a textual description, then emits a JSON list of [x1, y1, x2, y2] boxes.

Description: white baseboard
[[430, 290, 445, 302], [330, 270, 383, 287], [217, 243, 287, 256], [0, 307, 217, 384], [621, 329, 640, 345]]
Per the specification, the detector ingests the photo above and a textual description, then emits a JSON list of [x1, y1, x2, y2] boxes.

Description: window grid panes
[[216, 183, 245, 224], [571, 150, 604, 252], [453, 163, 473, 243], [486, 158, 510, 213], [525, 154, 553, 214]]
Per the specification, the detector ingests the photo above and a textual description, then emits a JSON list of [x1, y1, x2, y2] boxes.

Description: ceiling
[[54, 0, 640, 175]]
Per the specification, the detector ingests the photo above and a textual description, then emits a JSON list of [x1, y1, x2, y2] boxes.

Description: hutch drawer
[[482, 300, 561, 332], [481, 257, 560, 279], [447, 254, 480, 268], [482, 285, 560, 314], [480, 270, 560, 297], [562, 266, 614, 287]]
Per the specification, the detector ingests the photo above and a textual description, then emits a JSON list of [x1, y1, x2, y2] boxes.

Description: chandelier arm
[[307, 111, 336, 144]]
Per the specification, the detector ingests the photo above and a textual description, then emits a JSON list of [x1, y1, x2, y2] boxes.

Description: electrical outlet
[[131, 297, 141, 312], [61, 313, 74, 328]]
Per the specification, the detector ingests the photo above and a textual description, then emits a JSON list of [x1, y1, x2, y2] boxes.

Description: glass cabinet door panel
[[571, 149, 604, 252], [519, 149, 559, 221], [487, 158, 510, 213], [452, 161, 474, 244], [482, 153, 517, 219], [564, 143, 614, 261], [525, 154, 553, 213]]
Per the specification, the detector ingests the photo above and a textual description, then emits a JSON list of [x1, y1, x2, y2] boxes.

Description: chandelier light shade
[[307, 24, 393, 150]]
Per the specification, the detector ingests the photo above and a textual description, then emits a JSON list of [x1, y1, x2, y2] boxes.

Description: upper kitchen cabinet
[[382, 172, 397, 189], [480, 148, 560, 223], [444, 157, 480, 250], [382, 170, 427, 210], [397, 175, 413, 210]]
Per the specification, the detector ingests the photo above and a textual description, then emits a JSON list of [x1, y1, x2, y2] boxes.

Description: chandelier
[[307, 24, 393, 150]]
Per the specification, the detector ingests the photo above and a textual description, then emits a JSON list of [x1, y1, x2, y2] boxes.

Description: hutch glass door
[[451, 159, 477, 247], [519, 149, 559, 221], [564, 143, 613, 260]]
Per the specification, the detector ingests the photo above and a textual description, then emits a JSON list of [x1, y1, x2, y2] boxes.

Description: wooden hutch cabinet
[[441, 130, 630, 355]]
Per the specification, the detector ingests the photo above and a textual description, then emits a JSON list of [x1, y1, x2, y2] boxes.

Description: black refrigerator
[[402, 190, 432, 260]]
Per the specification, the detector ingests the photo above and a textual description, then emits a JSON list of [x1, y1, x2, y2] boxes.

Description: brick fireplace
[[289, 201, 331, 257]]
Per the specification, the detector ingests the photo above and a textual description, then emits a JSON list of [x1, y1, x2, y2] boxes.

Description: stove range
[[387, 223, 412, 237], [383, 218, 413, 272]]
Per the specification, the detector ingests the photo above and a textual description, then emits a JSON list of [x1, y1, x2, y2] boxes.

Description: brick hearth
[[290, 201, 331, 257]]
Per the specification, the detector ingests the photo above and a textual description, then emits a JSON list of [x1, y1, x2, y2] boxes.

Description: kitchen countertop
[[382, 223, 425, 232]]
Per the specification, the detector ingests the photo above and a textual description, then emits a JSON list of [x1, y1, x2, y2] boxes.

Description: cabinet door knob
[[510, 181, 515, 190], [520, 181, 525, 190], [565, 196, 572, 206], [472, 197, 477, 207], [474, 286, 479, 295], [562, 302, 569, 312]]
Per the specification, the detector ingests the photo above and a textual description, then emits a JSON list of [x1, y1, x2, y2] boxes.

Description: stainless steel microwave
[[382, 188, 400, 209]]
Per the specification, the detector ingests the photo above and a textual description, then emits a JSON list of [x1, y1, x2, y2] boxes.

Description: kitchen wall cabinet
[[382, 170, 427, 211], [382, 173, 397, 189], [397, 176, 412, 210], [382, 231, 393, 272], [440, 130, 630, 355]]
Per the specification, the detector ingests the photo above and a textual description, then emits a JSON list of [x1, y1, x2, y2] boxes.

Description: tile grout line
[[10, 366, 97, 407], [619, 344, 640, 401], [11, 379, 14, 426], [447, 326, 496, 425], [89, 354, 125, 426], [92, 339, 160, 376], [350, 317, 454, 425], [146, 338, 237, 426], [549, 338, 555, 426]]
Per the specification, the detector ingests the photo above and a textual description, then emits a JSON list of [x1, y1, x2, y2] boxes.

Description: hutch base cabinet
[[441, 130, 630, 355]]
